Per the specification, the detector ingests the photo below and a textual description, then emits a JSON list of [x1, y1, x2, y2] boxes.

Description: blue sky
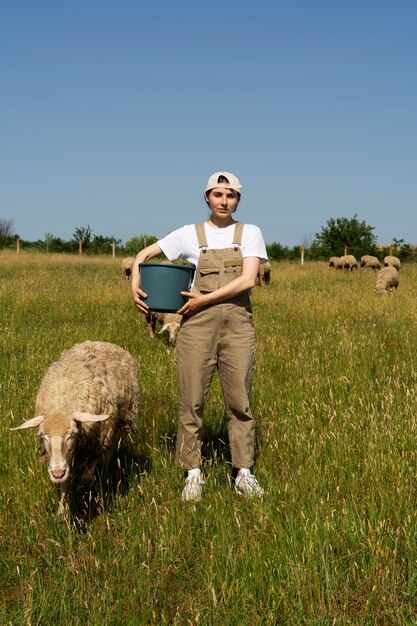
[[1, 0, 416, 247]]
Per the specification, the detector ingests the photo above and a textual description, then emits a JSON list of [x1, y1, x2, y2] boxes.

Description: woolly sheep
[[122, 257, 136, 280], [11, 341, 139, 514], [257, 261, 271, 286], [145, 311, 182, 344], [384, 255, 401, 271], [375, 266, 399, 294], [339, 255, 358, 270], [360, 255, 381, 270], [329, 256, 340, 269]]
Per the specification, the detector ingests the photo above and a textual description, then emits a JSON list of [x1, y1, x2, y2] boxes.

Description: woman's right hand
[[130, 242, 164, 315], [132, 288, 150, 314]]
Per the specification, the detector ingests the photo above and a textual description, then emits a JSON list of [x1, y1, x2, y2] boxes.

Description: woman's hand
[[177, 291, 208, 317], [132, 287, 150, 314], [130, 242, 164, 314], [177, 257, 260, 316]]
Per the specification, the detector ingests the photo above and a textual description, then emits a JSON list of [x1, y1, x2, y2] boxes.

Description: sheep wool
[[11, 341, 139, 513], [257, 261, 271, 286], [360, 255, 381, 270], [122, 257, 136, 280], [145, 311, 182, 344], [384, 255, 401, 271], [339, 255, 358, 270], [375, 266, 399, 294]]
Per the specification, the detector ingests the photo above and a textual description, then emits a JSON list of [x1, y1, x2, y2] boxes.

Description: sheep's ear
[[10, 415, 44, 430], [72, 412, 110, 423]]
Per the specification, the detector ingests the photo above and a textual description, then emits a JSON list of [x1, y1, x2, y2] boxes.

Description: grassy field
[[1, 252, 417, 625]]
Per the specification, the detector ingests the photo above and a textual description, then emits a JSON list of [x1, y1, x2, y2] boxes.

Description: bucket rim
[[139, 262, 195, 271]]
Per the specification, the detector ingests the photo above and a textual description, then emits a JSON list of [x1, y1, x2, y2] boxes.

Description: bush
[[125, 235, 158, 257]]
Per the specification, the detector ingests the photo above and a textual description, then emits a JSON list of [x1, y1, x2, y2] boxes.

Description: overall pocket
[[224, 258, 243, 277], [198, 267, 220, 293]]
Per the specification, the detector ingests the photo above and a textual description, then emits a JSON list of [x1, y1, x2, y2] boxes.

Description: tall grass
[[1, 253, 417, 624]]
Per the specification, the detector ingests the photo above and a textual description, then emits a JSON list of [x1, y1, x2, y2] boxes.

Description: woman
[[131, 171, 268, 501]]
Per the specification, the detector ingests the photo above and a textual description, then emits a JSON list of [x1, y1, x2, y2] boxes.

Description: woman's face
[[205, 187, 240, 220]]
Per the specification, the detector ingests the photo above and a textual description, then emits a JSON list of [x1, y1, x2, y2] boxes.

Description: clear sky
[[1, 0, 416, 247]]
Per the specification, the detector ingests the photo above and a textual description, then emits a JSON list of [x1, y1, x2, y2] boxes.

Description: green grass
[[1, 253, 417, 624]]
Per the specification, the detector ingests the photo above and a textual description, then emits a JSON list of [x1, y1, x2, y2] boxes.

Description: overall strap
[[195, 223, 208, 248], [232, 222, 244, 247], [196, 221, 244, 248]]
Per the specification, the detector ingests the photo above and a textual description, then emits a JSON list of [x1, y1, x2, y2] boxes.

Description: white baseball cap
[[205, 171, 242, 194]]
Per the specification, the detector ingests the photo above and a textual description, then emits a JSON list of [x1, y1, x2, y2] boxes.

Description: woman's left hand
[[177, 291, 208, 316]]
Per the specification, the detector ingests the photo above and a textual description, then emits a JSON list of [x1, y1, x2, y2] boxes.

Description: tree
[[390, 238, 416, 262], [72, 225, 93, 248], [0, 217, 15, 238], [125, 235, 158, 257], [266, 242, 289, 261], [310, 214, 377, 260], [44, 233, 72, 253], [0, 218, 16, 248], [90, 235, 122, 255]]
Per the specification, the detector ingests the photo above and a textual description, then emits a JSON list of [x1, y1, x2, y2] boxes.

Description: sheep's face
[[39, 415, 79, 484], [11, 411, 110, 485], [159, 321, 181, 344], [168, 324, 180, 343]]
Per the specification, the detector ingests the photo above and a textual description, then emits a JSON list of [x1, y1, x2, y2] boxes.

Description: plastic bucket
[[139, 263, 195, 312]]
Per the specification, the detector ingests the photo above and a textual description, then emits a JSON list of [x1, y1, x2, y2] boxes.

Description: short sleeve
[[241, 225, 268, 262], [157, 227, 186, 261]]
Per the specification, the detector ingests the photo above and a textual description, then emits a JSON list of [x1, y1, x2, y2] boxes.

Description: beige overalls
[[175, 222, 256, 470]]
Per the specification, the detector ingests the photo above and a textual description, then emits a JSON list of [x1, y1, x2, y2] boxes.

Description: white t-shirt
[[158, 222, 268, 267]]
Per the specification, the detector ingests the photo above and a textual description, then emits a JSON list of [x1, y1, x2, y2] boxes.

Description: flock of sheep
[[329, 254, 401, 294], [11, 251, 399, 516]]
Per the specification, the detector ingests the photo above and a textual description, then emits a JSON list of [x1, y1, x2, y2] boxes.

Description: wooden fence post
[[300, 245, 304, 266], [16, 238, 20, 254], [112, 241, 116, 259], [344, 245, 348, 256], [79, 240, 82, 256], [389, 244, 393, 255]]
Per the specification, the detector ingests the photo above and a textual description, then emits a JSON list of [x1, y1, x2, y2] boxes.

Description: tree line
[[266, 215, 416, 263], [0, 220, 158, 257], [1, 216, 416, 262]]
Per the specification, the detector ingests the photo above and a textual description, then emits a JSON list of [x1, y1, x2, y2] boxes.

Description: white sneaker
[[181, 469, 204, 502], [234, 468, 264, 498]]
